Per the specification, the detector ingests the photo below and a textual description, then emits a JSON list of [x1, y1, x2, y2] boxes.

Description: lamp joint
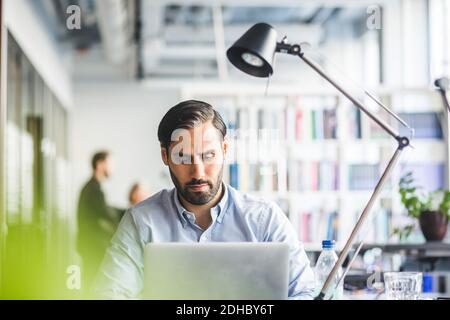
[[396, 136, 410, 149], [276, 42, 303, 57]]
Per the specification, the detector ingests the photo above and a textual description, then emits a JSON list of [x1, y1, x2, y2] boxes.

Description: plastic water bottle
[[314, 240, 344, 300]]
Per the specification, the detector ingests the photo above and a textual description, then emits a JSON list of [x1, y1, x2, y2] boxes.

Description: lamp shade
[[226, 23, 278, 78]]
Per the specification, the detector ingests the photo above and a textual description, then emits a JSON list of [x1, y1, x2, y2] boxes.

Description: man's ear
[[161, 146, 169, 166], [222, 135, 229, 158]]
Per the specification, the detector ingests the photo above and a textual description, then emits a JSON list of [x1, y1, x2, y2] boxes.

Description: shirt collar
[[172, 183, 229, 227], [215, 183, 228, 224], [173, 189, 188, 228]]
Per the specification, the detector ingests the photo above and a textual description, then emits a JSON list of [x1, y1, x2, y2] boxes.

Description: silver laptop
[[143, 242, 289, 300]]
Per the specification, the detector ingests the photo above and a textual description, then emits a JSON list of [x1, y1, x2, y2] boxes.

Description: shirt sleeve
[[93, 209, 145, 299], [261, 202, 316, 300], [93, 187, 123, 227]]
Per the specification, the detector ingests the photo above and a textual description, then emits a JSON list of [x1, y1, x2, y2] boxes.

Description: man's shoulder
[[227, 185, 279, 216], [128, 188, 177, 223], [132, 188, 173, 211], [125, 188, 178, 239], [78, 178, 101, 204], [80, 178, 101, 194]]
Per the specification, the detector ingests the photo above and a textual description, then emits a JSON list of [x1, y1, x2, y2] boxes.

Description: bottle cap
[[422, 273, 433, 293], [322, 240, 335, 249]]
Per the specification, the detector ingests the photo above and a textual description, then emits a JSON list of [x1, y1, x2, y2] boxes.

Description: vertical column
[[402, 0, 430, 88], [0, 0, 6, 294], [446, 106, 450, 189]]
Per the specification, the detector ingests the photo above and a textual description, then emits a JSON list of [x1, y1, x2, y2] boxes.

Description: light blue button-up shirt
[[94, 184, 315, 299]]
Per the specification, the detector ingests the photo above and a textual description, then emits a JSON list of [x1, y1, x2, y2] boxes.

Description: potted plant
[[394, 172, 450, 242]]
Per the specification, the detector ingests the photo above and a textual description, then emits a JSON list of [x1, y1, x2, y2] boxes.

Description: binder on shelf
[[326, 211, 339, 241], [298, 209, 340, 243], [400, 163, 445, 192], [229, 163, 239, 189], [295, 109, 304, 141], [299, 212, 312, 243], [348, 164, 379, 190], [348, 107, 362, 139], [323, 108, 337, 139], [398, 112, 443, 139]]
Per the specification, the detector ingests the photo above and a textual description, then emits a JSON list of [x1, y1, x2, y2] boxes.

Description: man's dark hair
[[157, 100, 227, 150], [91, 151, 109, 170]]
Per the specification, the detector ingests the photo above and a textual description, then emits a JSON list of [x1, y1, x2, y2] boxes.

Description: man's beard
[[169, 167, 223, 206]]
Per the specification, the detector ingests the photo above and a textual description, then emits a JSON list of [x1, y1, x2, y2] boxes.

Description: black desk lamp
[[227, 23, 413, 300]]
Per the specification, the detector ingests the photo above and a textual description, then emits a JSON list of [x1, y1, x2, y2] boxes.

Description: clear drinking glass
[[383, 272, 422, 300]]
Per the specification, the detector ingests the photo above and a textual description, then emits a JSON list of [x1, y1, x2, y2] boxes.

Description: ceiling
[[38, 0, 375, 80]]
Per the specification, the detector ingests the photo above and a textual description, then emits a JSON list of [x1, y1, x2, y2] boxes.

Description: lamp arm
[[276, 43, 413, 300], [435, 79, 450, 189], [436, 85, 450, 114], [316, 145, 406, 300], [277, 41, 410, 143], [273, 40, 414, 299], [299, 53, 402, 142]]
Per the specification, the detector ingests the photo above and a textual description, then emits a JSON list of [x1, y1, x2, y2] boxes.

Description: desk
[[344, 291, 442, 300], [361, 243, 450, 258]]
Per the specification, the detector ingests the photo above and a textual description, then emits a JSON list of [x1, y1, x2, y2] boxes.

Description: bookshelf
[[181, 84, 449, 250]]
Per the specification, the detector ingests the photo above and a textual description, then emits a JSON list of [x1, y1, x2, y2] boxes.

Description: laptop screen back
[[143, 242, 289, 300]]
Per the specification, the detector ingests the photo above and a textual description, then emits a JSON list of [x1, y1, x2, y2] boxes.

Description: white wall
[[72, 81, 180, 209]]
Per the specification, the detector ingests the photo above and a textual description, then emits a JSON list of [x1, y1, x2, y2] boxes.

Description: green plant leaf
[[392, 224, 415, 241]]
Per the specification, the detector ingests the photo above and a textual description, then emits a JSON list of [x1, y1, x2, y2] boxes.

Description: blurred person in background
[[128, 182, 151, 207], [77, 151, 124, 292]]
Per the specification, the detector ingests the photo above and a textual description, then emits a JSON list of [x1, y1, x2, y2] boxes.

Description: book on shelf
[[237, 107, 249, 131], [311, 109, 318, 140], [347, 107, 362, 139], [247, 163, 258, 192], [229, 162, 239, 190], [348, 164, 380, 190], [216, 103, 235, 130], [301, 108, 338, 141], [275, 197, 290, 219], [228, 161, 286, 193], [369, 109, 392, 139], [299, 108, 312, 141], [398, 112, 443, 139], [288, 160, 339, 192], [310, 162, 319, 190], [295, 109, 304, 141], [318, 161, 339, 190], [223, 98, 340, 143], [299, 212, 312, 243], [326, 210, 339, 241], [258, 163, 275, 193], [375, 206, 392, 243], [353, 206, 392, 244], [346, 109, 444, 140], [298, 209, 339, 243], [323, 108, 338, 139], [400, 163, 445, 192]]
